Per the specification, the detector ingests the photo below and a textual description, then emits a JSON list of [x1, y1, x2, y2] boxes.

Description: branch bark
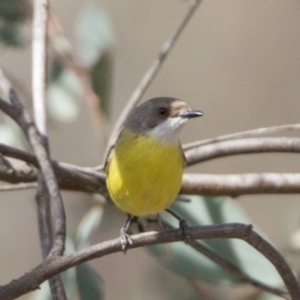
[[0, 224, 298, 300], [181, 173, 300, 197], [0, 70, 66, 257], [183, 123, 300, 150], [185, 137, 300, 166], [32, 0, 67, 297]]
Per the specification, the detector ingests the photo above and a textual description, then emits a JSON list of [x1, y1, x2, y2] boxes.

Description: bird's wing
[[104, 145, 115, 174], [181, 145, 187, 168]]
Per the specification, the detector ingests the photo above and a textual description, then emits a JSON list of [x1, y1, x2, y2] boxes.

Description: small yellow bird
[[105, 97, 203, 251]]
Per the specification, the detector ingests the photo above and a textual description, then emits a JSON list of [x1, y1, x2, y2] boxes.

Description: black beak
[[180, 110, 204, 119]]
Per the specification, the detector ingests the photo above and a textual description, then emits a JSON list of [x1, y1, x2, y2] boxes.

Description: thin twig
[[35, 177, 53, 258], [0, 182, 37, 191], [0, 69, 66, 257], [0, 223, 298, 300], [185, 137, 300, 166], [2, 146, 300, 197], [32, 0, 48, 136], [0, 144, 107, 194], [181, 173, 300, 197], [0, 143, 106, 180], [183, 123, 300, 150], [105, 0, 202, 158]]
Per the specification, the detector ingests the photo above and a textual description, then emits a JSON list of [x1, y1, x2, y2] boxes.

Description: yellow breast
[[106, 130, 184, 216]]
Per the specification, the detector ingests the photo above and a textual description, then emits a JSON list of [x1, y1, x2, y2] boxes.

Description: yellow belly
[[106, 131, 184, 216]]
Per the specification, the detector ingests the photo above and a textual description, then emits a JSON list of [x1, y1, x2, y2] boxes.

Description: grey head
[[123, 97, 203, 144]]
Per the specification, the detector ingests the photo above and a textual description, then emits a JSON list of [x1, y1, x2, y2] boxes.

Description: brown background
[[0, 0, 300, 299]]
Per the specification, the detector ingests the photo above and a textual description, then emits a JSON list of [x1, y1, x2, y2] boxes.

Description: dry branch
[[185, 137, 300, 166], [0, 223, 298, 300]]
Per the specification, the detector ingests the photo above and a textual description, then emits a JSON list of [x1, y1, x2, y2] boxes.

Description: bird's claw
[[179, 219, 190, 244], [120, 228, 133, 254]]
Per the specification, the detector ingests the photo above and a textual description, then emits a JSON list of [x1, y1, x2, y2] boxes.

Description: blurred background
[[0, 0, 300, 299]]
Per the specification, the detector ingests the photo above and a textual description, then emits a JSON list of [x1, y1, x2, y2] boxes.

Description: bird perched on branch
[[105, 97, 203, 252]]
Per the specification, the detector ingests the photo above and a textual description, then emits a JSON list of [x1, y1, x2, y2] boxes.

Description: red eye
[[159, 107, 167, 116]]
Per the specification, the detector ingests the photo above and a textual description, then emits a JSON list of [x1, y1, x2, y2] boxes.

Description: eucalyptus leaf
[[0, 21, 28, 47], [76, 6, 114, 67], [258, 292, 285, 300], [75, 204, 104, 250], [76, 263, 104, 300], [47, 68, 82, 122], [0, 114, 26, 149], [149, 196, 283, 287], [91, 51, 113, 116]]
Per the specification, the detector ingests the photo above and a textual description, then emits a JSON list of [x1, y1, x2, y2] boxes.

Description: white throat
[[147, 116, 187, 145]]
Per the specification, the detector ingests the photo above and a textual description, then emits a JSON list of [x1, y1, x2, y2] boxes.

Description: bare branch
[[183, 123, 300, 150], [32, 0, 48, 136], [185, 137, 300, 166], [0, 69, 66, 257], [0, 182, 37, 191], [2, 147, 300, 197], [0, 162, 37, 184], [181, 173, 300, 197], [0, 223, 298, 299], [0, 143, 106, 181], [0, 143, 37, 165], [35, 177, 53, 258], [0, 145, 107, 194], [105, 0, 202, 157], [32, 0, 67, 297]]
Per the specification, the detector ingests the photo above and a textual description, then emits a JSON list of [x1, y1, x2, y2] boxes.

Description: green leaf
[[76, 263, 104, 300], [0, 21, 28, 47], [76, 5, 114, 67], [47, 68, 82, 122], [149, 196, 283, 287], [75, 204, 104, 250], [91, 51, 113, 116], [151, 267, 205, 300], [258, 292, 285, 300], [0, 114, 26, 149]]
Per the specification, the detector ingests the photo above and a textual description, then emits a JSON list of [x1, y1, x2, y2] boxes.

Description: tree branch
[[183, 123, 300, 150], [0, 223, 298, 299], [185, 137, 300, 166], [0, 182, 37, 191], [181, 173, 300, 197], [32, 0, 67, 297], [0, 69, 66, 257], [105, 0, 202, 157]]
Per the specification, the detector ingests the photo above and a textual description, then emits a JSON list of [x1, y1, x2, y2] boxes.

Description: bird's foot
[[120, 227, 133, 254], [179, 219, 190, 244]]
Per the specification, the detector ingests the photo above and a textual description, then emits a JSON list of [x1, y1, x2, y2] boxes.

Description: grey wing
[[181, 145, 187, 168], [104, 145, 115, 174]]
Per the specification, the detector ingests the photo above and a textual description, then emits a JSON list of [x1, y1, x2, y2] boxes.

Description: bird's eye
[[159, 107, 167, 116]]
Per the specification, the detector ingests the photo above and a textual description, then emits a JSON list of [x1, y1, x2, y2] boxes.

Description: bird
[[105, 97, 203, 251]]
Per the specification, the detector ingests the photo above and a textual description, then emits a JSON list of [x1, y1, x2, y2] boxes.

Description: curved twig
[[183, 123, 300, 150], [0, 70, 66, 257], [185, 137, 300, 166], [0, 223, 298, 300], [181, 173, 300, 197]]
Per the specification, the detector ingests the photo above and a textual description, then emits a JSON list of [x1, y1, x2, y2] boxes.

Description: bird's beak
[[180, 109, 204, 119]]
